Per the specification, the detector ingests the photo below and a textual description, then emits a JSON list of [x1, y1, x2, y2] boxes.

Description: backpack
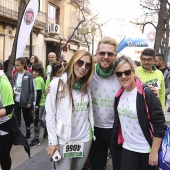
[[158, 126, 170, 170]]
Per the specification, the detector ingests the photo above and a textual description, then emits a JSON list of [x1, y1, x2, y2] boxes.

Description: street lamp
[[91, 27, 96, 55]]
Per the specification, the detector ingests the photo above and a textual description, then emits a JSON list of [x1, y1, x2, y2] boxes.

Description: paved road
[[9, 119, 112, 170], [7, 107, 170, 170]]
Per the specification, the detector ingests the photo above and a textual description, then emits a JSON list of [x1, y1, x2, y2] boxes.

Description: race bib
[[63, 141, 84, 158], [146, 78, 161, 89], [14, 85, 21, 94]]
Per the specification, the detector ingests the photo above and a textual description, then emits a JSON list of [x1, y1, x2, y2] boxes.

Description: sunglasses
[[115, 70, 132, 77], [76, 59, 92, 70], [98, 51, 114, 57]]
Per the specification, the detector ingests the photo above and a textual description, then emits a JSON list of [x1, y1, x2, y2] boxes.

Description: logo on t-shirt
[[146, 78, 161, 89]]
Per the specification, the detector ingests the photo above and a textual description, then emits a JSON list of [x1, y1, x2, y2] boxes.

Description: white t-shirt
[[70, 89, 92, 142], [90, 72, 121, 128], [117, 87, 150, 153], [14, 72, 24, 102], [46, 65, 52, 76]]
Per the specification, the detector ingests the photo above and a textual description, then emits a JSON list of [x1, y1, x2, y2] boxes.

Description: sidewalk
[[13, 149, 54, 170], [10, 126, 112, 170], [10, 105, 170, 170]]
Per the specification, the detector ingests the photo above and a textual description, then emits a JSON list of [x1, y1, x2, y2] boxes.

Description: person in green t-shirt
[[0, 75, 30, 169], [0, 75, 14, 169], [29, 63, 47, 148], [45, 62, 63, 90]]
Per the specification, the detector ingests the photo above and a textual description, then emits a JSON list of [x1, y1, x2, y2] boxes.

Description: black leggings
[[121, 148, 158, 170], [0, 132, 13, 170], [14, 101, 31, 129]]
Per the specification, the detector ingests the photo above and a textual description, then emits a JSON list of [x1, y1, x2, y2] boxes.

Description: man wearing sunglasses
[[136, 48, 165, 111], [89, 37, 121, 170]]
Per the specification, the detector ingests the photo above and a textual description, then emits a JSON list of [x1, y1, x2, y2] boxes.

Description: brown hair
[[51, 62, 62, 77], [32, 63, 46, 81], [97, 37, 118, 51], [15, 57, 27, 70]]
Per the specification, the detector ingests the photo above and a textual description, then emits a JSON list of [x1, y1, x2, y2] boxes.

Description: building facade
[[0, 0, 91, 67]]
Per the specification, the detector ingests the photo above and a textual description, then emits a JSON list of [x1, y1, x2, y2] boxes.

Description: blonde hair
[[97, 37, 118, 50], [114, 55, 136, 72], [59, 50, 94, 102]]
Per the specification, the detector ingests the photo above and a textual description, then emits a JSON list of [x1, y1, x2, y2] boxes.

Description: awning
[[44, 38, 66, 45]]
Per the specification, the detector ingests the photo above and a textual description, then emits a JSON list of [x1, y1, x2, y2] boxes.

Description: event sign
[[15, 0, 40, 59]]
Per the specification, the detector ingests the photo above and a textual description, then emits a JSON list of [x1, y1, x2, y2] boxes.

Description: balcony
[[34, 12, 47, 29], [0, 5, 18, 20], [0, 5, 46, 30]]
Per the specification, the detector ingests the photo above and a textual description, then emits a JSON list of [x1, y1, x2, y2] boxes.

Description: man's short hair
[[48, 52, 56, 57], [59, 55, 65, 59], [97, 37, 118, 50], [141, 48, 155, 57], [155, 53, 164, 61]]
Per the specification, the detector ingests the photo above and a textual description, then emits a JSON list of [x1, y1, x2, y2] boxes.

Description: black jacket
[[112, 79, 166, 149], [0, 114, 30, 157]]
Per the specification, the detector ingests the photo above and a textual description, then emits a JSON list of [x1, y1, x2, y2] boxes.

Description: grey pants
[[54, 140, 92, 170], [34, 106, 46, 139]]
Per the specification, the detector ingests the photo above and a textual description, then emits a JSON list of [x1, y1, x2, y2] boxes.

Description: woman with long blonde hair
[[45, 50, 94, 170]]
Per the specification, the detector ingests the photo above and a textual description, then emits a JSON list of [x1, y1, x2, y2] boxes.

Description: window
[[3, 0, 13, 9], [48, 3, 60, 24], [40, 0, 46, 12]]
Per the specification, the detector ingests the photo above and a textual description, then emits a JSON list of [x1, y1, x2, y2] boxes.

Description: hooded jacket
[[12, 70, 34, 107]]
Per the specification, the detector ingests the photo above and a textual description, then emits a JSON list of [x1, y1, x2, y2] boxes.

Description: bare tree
[[139, 0, 170, 63], [59, 0, 107, 56], [79, 18, 111, 53], [7, 0, 27, 80], [59, 0, 87, 57]]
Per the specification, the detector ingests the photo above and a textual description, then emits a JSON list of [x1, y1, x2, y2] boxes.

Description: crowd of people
[[0, 36, 168, 170]]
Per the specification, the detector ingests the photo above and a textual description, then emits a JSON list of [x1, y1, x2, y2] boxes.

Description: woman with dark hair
[[29, 63, 47, 148], [12, 57, 34, 140], [46, 50, 95, 170], [30, 55, 39, 68], [45, 62, 63, 90], [12, 57, 32, 77]]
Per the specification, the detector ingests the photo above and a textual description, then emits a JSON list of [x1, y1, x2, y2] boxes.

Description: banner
[[116, 37, 148, 54], [15, 0, 40, 59], [142, 22, 156, 49]]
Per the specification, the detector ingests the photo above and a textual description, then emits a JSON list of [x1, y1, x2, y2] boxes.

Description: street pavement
[[6, 106, 170, 170], [9, 119, 112, 170]]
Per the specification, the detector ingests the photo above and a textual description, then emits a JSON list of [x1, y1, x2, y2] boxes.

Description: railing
[[0, 5, 18, 19], [0, 5, 47, 29], [35, 11, 47, 29]]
